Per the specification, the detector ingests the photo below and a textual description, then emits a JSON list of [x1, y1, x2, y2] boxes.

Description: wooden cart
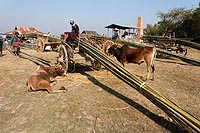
[[25, 33, 61, 52], [142, 36, 188, 56], [57, 41, 102, 72]]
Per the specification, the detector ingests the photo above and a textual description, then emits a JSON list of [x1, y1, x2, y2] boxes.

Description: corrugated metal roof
[[4, 27, 45, 35], [105, 24, 136, 30]]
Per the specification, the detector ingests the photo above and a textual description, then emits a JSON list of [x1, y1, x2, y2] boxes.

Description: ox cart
[[142, 36, 188, 56], [21, 33, 110, 73], [25, 33, 61, 52], [56, 33, 122, 72], [56, 39, 102, 72], [21, 33, 116, 73]]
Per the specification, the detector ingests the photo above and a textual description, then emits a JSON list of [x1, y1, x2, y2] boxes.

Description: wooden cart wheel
[[58, 45, 68, 72], [156, 42, 167, 50], [36, 38, 45, 52], [175, 45, 188, 56]]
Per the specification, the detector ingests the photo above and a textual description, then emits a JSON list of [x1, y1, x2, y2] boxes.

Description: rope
[[139, 82, 146, 93]]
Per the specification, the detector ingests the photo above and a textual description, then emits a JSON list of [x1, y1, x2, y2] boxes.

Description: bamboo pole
[[175, 39, 200, 50], [74, 39, 200, 132], [142, 36, 200, 50], [19, 43, 37, 50], [156, 48, 200, 66]]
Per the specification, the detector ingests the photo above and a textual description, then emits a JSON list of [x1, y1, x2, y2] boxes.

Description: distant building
[[105, 24, 137, 39], [4, 27, 44, 35], [81, 30, 99, 36], [105, 17, 144, 42]]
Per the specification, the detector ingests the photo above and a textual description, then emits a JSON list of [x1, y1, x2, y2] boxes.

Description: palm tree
[[144, 24, 159, 36]]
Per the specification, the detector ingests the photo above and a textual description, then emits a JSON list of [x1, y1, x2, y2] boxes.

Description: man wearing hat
[[63, 19, 80, 48]]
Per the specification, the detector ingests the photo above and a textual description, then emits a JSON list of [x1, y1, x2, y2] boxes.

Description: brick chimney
[[135, 17, 143, 42]]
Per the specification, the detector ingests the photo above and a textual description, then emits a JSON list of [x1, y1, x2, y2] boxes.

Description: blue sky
[[1, 0, 199, 35]]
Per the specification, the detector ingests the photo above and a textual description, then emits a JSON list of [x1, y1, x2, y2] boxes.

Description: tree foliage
[[157, 8, 193, 36], [144, 4, 200, 43], [190, 7, 200, 38], [144, 24, 159, 36]]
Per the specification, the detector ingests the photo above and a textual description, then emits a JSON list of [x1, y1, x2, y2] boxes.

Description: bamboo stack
[[75, 39, 200, 132], [142, 36, 200, 50]]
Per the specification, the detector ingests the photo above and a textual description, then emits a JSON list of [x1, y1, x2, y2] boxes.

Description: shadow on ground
[[79, 71, 188, 133]]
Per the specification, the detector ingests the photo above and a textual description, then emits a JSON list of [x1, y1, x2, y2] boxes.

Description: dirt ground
[[0, 47, 199, 133]]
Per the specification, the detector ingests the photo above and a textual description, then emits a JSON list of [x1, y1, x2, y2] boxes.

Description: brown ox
[[26, 64, 66, 93], [108, 44, 157, 80]]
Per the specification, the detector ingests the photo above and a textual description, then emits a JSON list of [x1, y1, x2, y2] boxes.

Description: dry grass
[[0, 47, 199, 133]]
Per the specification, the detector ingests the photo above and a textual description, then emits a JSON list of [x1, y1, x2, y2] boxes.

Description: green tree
[[157, 8, 192, 36], [145, 4, 200, 43], [144, 24, 159, 36], [174, 6, 200, 42], [191, 7, 200, 39]]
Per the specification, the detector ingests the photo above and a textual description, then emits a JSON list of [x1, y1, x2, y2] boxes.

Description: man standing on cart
[[63, 19, 80, 49]]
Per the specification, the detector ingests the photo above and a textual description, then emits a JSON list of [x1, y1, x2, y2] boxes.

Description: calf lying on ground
[[108, 44, 157, 80], [26, 64, 66, 93]]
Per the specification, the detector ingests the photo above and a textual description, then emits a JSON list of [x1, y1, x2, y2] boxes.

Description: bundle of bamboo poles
[[175, 39, 200, 50], [19, 51, 51, 66], [74, 39, 200, 132], [6, 45, 51, 66]]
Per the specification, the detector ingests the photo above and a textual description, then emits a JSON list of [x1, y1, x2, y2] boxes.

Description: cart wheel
[[156, 43, 167, 50], [58, 45, 68, 72], [36, 38, 45, 52], [175, 45, 188, 56], [176, 48, 188, 56], [91, 60, 101, 71]]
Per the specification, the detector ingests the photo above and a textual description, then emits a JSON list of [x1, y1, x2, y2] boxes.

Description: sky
[[1, 0, 199, 36]]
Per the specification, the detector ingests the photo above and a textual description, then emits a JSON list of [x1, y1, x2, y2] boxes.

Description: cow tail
[[151, 47, 157, 72]]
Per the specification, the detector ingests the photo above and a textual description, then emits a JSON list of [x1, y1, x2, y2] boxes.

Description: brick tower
[[135, 17, 143, 42]]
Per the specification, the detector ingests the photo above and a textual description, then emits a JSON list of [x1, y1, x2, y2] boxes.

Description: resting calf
[[108, 44, 157, 80], [26, 64, 66, 93]]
